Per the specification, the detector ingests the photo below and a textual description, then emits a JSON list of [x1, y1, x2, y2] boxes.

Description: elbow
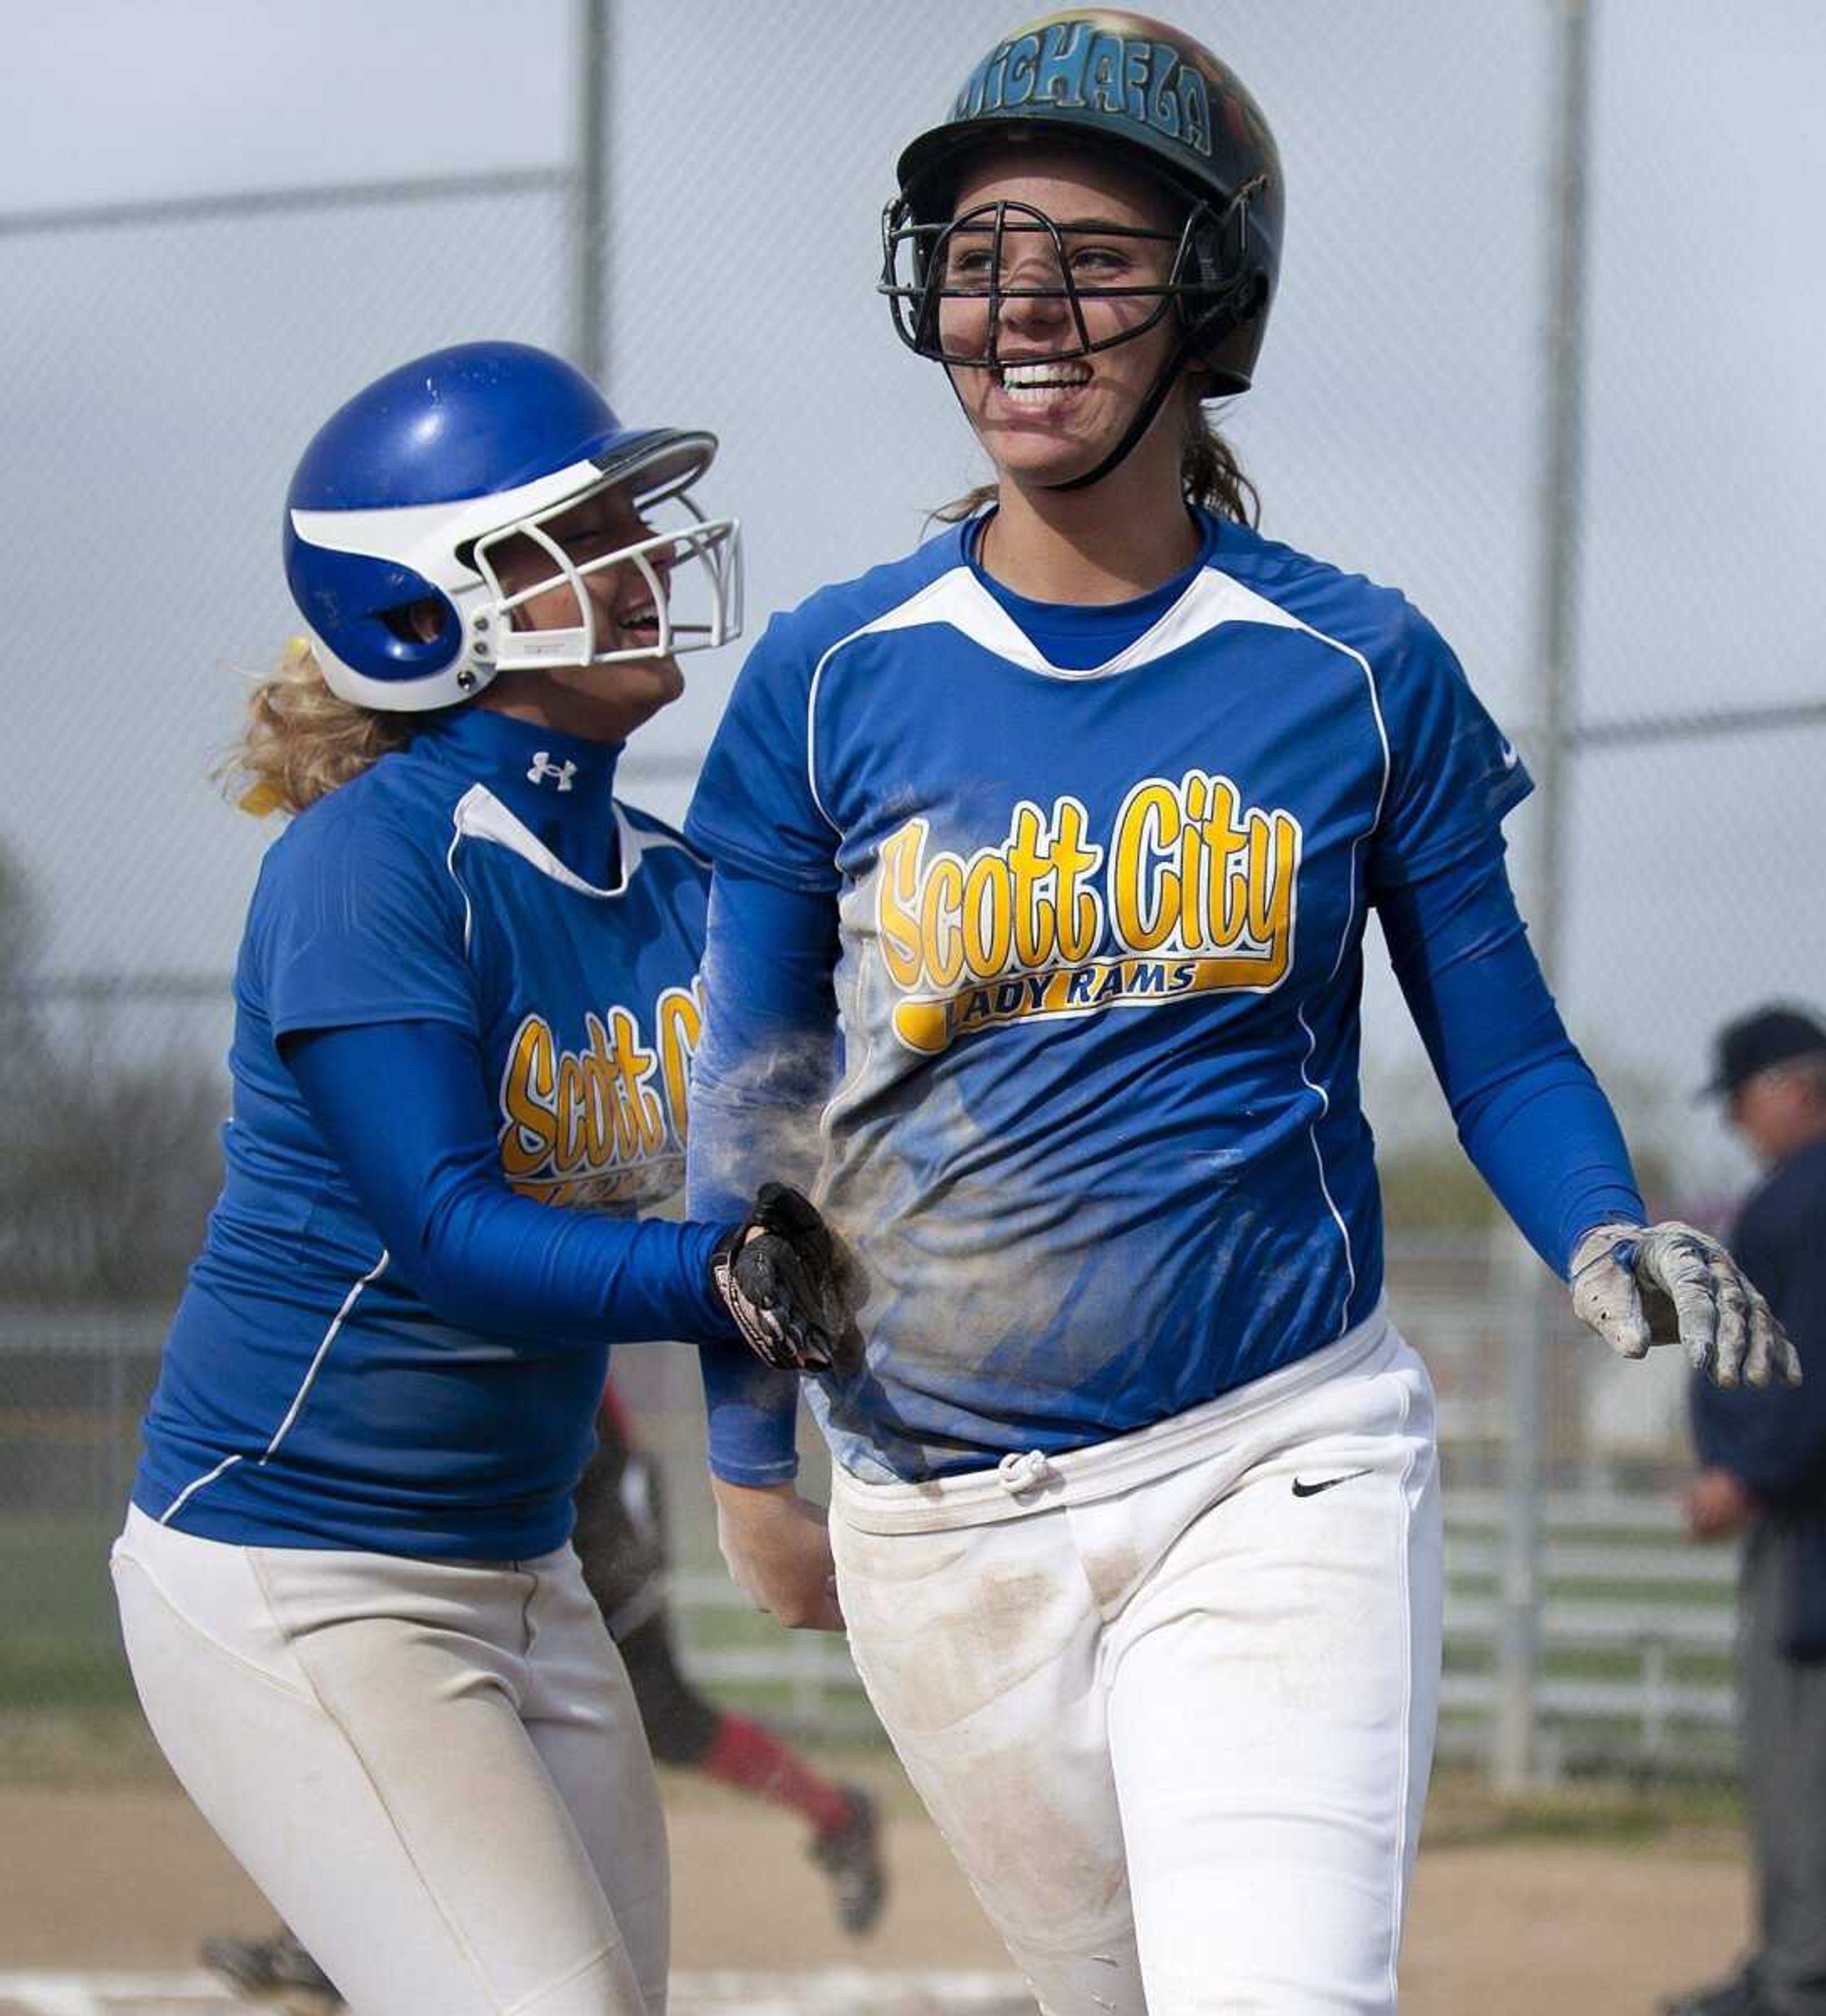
[[376, 1237, 493, 1333], [381, 1173, 515, 1332]]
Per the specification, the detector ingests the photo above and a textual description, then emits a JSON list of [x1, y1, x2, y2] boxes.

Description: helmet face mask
[[881, 11, 1282, 488], [465, 460, 742, 682], [284, 343, 743, 714], [882, 179, 1268, 374]]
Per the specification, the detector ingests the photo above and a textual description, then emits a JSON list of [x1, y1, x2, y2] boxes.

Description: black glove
[[709, 1183, 864, 1375]]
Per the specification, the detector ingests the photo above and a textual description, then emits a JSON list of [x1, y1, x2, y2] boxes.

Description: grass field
[[0, 1513, 133, 1710], [0, 1500, 1749, 1771]]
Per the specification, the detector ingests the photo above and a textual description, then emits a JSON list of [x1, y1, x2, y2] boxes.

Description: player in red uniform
[[573, 1379, 885, 1938]]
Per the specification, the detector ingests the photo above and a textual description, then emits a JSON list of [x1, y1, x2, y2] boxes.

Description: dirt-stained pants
[[831, 1309, 1441, 2016], [112, 1508, 669, 2016]]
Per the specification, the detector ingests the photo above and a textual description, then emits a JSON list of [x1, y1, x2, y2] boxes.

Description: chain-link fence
[[3, 0, 1821, 1792]]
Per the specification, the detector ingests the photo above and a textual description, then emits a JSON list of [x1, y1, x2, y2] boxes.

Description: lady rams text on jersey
[[875, 770, 1301, 1055]]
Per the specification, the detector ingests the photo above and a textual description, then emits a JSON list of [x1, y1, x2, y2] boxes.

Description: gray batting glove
[[1568, 1220, 1802, 1388]]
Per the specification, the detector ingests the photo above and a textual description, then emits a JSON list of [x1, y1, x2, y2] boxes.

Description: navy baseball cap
[[1702, 1004, 1826, 1099]]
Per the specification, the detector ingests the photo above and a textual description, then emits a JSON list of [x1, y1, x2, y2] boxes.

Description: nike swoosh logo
[[1499, 740, 1520, 770], [1291, 1469, 1372, 1499]]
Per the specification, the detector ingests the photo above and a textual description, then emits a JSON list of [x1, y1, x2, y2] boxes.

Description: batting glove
[[710, 1183, 864, 1376], [1569, 1220, 1802, 1388]]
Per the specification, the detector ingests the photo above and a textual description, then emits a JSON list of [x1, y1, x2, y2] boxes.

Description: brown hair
[[930, 389, 1260, 528], [220, 636, 411, 819]]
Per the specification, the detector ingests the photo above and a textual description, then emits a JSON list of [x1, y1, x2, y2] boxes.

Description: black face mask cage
[[880, 178, 1268, 375]]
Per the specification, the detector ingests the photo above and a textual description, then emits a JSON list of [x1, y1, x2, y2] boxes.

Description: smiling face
[[490, 483, 674, 656], [479, 481, 686, 741], [936, 144, 1193, 493]]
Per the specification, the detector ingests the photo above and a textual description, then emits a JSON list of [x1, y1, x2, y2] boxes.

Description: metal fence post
[[573, 0, 610, 385], [1493, 0, 1595, 1795]]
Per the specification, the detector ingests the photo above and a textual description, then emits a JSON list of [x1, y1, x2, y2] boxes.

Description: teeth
[[1000, 361, 1092, 389]]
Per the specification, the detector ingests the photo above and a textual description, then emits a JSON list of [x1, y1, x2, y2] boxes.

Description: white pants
[[830, 1310, 1442, 2016], [111, 1506, 668, 2016]]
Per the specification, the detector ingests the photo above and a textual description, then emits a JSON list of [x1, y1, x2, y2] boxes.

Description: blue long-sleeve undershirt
[[1373, 837, 1644, 1272], [285, 1019, 740, 1350], [689, 842, 1644, 1484], [683, 871, 840, 1482]]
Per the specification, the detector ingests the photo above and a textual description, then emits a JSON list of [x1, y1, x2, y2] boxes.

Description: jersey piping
[[158, 1451, 243, 1528], [445, 812, 477, 960], [804, 558, 1321, 828], [1296, 1001, 1356, 1338], [1259, 602, 1390, 1343], [159, 781, 695, 1532], [449, 784, 652, 899], [157, 1249, 392, 1525], [808, 559, 1399, 1333], [260, 1249, 392, 1460]]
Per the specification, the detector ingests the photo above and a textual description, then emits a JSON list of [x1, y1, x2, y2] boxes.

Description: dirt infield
[[5, 1764, 1752, 2012]]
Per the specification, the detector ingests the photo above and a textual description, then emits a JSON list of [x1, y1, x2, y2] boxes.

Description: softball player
[[201, 1375, 887, 2007], [680, 14, 1800, 2012], [201, 1372, 887, 2013], [110, 341, 851, 2016]]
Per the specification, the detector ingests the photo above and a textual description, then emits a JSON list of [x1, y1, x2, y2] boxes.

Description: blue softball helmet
[[284, 341, 742, 711]]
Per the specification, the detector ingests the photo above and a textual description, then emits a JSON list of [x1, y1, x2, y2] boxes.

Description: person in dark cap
[[1667, 1004, 1826, 2016]]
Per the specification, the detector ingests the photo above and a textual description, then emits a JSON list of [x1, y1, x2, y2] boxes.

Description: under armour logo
[[527, 753, 577, 792]]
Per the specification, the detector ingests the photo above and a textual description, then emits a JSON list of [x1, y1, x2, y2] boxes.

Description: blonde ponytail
[[221, 637, 412, 819]]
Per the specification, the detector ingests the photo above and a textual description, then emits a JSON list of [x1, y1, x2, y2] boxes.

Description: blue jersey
[[686, 512, 1533, 1481], [136, 708, 713, 1555]]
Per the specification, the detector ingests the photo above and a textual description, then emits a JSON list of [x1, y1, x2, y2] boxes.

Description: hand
[[710, 1183, 864, 1375], [1569, 1219, 1802, 1388], [1682, 1467, 1759, 1541], [710, 1475, 844, 1632]]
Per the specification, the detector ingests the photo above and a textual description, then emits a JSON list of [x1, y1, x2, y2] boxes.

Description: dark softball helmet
[[881, 10, 1283, 486]]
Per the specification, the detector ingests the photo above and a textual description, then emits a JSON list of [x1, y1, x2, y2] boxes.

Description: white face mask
[[469, 465, 742, 677], [290, 435, 744, 712]]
